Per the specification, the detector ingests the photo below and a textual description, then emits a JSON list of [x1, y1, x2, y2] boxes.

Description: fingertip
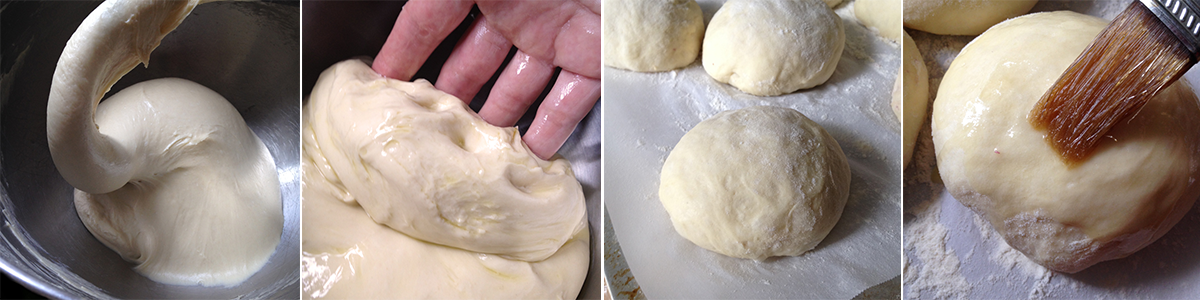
[[526, 125, 571, 161], [371, 56, 406, 80], [523, 71, 600, 160]]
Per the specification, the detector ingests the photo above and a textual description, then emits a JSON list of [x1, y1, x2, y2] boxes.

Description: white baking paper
[[603, 1, 902, 298], [903, 1, 1200, 298]]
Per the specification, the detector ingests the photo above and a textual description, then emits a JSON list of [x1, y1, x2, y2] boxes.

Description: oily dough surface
[[48, 0, 281, 286], [659, 106, 851, 260], [602, 0, 704, 72], [301, 59, 589, 298], [903, 0, 1037, 36], [931, 11, 1200, 273], [900, 31, 928, 168], [703, 0, 844, 96], [855, 0, 902, 42]]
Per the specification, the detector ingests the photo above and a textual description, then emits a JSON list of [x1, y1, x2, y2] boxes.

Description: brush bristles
[[1030, 2, 1194, 164]]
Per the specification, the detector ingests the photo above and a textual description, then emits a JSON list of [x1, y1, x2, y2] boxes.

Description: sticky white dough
[[903, 0, 1038, 36], [659, 106, 851, 260], [300, 59, 589, 298], [48, 0, 281, 286], [702, 0, 844, 96], [931, 11, 1200, 273], [602, 0, 705, 72]]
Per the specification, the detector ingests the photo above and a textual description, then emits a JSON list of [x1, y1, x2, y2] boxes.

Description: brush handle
[[1142, 0, 1200, 54]]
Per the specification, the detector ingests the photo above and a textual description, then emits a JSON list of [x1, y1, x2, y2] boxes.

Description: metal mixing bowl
[[0, 1, 300, 298], [302, 2, 601, 299]]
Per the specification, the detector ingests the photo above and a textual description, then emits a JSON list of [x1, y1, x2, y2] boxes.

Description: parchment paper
[[903, 1, 1200, 298], [603, 1, 902, 298]]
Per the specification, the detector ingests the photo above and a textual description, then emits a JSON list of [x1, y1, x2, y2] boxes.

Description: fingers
[[435, 15, 514, 104], [476, 1, 600, 78], [552, 8, 600, 78], [372, 0, 473, 80], [478, 51, 555, 127], [524, 70, 600, 160]]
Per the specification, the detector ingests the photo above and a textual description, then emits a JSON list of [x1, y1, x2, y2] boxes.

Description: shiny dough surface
[[931, 11, 1200, 273], [301, 59, 588, 299]]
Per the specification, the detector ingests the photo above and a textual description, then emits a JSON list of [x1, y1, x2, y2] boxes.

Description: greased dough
[[931, 11, 1200, 273], [602, 0, 704, 72], [48, 0, 281, 286], [301, 59, 588, 298], [900, 31, 928, 168], [703, 0, 844, 96], [659, 106, 850, 260], [903, 0, 1037, 36], [855, 0, 902, 42]]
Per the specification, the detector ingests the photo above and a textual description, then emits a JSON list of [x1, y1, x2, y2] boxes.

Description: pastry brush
[[1030, 0, 1198, 163]]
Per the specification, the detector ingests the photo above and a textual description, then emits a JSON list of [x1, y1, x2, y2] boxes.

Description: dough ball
[[703, 0, 844, 96], [602, 0, 704, 72], [660, 106, 851, 260], [904, 0, 1037, 35], [932, 11, 1200, 273], [855, 0, 902, 42], [900, 31, 928, 168]]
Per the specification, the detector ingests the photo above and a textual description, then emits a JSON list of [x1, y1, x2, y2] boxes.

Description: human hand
[[373, 0, 600, 160]]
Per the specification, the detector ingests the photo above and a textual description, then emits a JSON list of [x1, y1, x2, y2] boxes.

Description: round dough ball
[[703, 0, 844, 96], [904, 0, 1037, 35], [855, 0, 902, 42], [660, 106, 851, 260], [602, 0, 705, 72], [932, 11, 1200, 273], [900, 31, 928, 168]]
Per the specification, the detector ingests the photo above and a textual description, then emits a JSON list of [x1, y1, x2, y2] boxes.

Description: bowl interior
[[0, 1, 300, 298]]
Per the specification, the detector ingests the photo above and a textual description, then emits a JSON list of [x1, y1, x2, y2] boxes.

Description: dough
[[855, 0, 902, 42], [48, 0, 281, 286], [903, 0, 1037, 36], [602, 0, 704, 72], [702, 0, 844, 96], [900, 31, 928, 168], [659, 106, 851, 260], [301, 59, 588, 298], [931, 11, 1200, 273]]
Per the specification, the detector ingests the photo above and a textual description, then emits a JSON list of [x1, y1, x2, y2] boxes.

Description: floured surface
[[603, 0, 901, 298], [903, 0, 1200, 298]]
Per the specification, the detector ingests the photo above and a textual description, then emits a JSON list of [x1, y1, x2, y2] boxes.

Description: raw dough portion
[[301, 162, 589, 300], [931, 11, 1200, 273], [602, 0, 704, 72], [48, 0, 281, 286], [855, 0, 902, 42], [301, 59, 588, 298], [900, 31, 928, 168], [73, 79, 282, 286], [659, 106, 850, 260], [305, 59, 586, 262], [904, 0, 1037, 35], [703, 0, 844, 96]]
